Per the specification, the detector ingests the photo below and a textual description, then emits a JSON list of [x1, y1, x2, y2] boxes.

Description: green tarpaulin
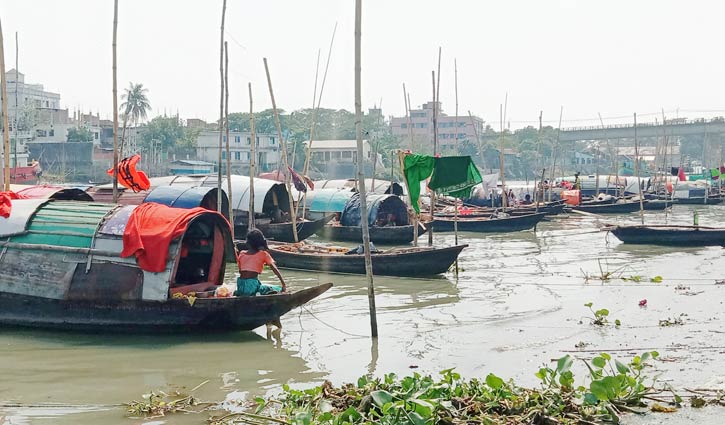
[[403, 154, 483, 214]]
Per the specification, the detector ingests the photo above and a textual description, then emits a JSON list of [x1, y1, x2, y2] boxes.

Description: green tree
[[66, 127, 93, 143], [120, 82, 151, 154], [139, 116, 196, 156]]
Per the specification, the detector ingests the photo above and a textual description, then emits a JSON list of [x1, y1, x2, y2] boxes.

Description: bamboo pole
[[216, 0, 227, 213], [354, 0, 377, 338], [0, 20, 7, 191], [263, 58, 299, 243], [111, 0, 119, 202], [428, 70, 437, 246], [535, 111, 543, 207], [12, 32, 17, 180], [597, 113, 613, 196], [403, 84, 413, 151], [549, 106, 563, 201], [292, 48, 320, 170], [248, 83, 256, 230], [454, 59, 459, 155], [634, 113, 644, 225], [224, 41, 233, 238], [661, 110, 670, 212], [499, 102, 507, 210]]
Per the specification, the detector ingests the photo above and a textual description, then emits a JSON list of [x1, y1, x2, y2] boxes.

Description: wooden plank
[[0, 250, 76, 299]]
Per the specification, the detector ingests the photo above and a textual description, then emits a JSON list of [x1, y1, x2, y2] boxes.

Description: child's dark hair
[[246, 229, 269, 251]]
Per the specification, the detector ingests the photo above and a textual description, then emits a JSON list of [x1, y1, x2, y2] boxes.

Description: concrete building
[[304, 139, 382, 178], [195, 130, 280, 173], [390, 102, 485, 150]]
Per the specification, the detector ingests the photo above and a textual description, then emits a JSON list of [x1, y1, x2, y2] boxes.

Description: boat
[[432, 212, 546, 233], [671, 197, 723, 205], [570, 200, 646, 214], [266, 242, 467, 277], [0, 199, 331, 332], [642, 199, 672, 210], [436, 202, 566, 218], [316, 192, 424, 244], [607, 224, 725, 246]]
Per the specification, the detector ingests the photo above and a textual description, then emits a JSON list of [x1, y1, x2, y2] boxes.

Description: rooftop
[[304, 139, 369, 149]]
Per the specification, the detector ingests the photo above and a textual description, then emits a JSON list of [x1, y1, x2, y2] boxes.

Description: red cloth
[[0, 191, 28, 218], [107, 154, 151, 192], [678, 167, 686, 182], [121, 203, 225, 272]]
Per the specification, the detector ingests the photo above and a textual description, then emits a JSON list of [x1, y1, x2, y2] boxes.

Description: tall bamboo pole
[[264, 58, 299, 243], [454, 59, 458, 155], [499, 101, 507, 210], [403, 84, 413, 151], [548, 106, 563, 201], [354, 0, 377, 338], [428, 70, 437, 246], [224, 41, 233, 238], [111, 0, 119, 201], [0, 19, 8, 191], [634, 113, 644, 225], [248, 83, 256, 230], [216, 0, 227, 213], [13, 32, 17, 180], [535, 111, 543, 206]]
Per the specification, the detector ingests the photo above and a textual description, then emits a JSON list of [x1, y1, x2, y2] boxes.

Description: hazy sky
[[2, 0, 724, 128]]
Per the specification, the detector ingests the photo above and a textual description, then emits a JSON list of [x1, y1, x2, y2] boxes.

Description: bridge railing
[[562, 116, 725, 132]]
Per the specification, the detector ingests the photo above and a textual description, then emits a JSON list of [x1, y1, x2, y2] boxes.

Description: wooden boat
[[432, 212, 546, 233], [242, 214, 335, 243], [317, 223, 427, 244], [607, 224, 725, 246], [315, 192, 424, 244], [267, 243, 467, 277], [436, 203, 565, 218], [0, 199, 331, 332], [642, 199, 672, 211], [671, 197, 723, 205], [570, 200, 646, 214]]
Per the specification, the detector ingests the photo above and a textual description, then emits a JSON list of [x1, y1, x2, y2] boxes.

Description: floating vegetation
[[584, 302, 620, 327], [126, 381, 211, 419], [206, 352, 675, 424], [659, 314, 687, 327]]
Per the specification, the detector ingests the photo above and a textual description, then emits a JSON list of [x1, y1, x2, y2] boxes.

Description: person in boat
[[235, 229, 287, 296]]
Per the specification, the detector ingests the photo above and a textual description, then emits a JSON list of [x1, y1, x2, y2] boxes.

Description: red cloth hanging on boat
[[678, 167, 686, 182], [121, 203, 221, 272], [107, 154, 151, 192], [0, 191, 28, 218]]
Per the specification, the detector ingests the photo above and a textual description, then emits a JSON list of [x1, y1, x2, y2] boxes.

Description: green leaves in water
[[227, 352, 669, 425]]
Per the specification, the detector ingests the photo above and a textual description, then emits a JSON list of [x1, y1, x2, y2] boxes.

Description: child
[[235, 229, 287, 296]]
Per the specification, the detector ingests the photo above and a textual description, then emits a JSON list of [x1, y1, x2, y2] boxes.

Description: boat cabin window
[[171, 217, 225, 294]]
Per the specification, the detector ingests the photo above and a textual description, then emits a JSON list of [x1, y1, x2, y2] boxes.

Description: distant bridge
[[559, 117, 725, 142]]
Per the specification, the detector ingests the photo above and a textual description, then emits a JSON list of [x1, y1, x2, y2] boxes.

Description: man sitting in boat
[[235, 229, 287, 296]]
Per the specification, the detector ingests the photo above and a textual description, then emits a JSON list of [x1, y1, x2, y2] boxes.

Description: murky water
[[2, 203, 725, 424]]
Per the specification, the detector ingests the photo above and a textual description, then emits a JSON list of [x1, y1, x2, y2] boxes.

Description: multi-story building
[[195, 130, 280, 173], [303, 139, 382, 178], [390, 101, 485, 151]]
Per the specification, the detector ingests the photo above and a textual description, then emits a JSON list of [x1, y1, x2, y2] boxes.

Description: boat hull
[[316, 224, 427, 244], [238, 215, 335, 243], [0, 284, 332, 332], [571, 201, 645, 214], [609, 225, 725, 246], [672, 197, 723, 205], [269, 245, 467, 276], [432, 213, 546, 233]]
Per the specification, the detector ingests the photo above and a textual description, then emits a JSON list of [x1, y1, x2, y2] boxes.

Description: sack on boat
[[214, 283, 236, 298]]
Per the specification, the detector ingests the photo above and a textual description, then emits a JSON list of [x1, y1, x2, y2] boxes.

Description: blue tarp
[[307, 188, 355, 214], [340, 193, 409, 227]]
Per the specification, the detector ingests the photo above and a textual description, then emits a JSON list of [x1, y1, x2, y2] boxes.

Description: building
[[195, 130, 280, 173], [304, 139, 382, 178], [169, 160, 215, 175], [390, 102, 485, 150]]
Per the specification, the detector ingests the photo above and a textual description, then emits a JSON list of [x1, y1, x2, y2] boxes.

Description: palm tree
[[119, 82, 150, 156]]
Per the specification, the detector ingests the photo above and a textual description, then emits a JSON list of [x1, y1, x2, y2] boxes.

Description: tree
[[139, 116, 198, 157], [67, 127, 93, 143], [120, 82, 151, 155]]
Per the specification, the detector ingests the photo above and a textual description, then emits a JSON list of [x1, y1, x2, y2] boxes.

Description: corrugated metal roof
[[10, 201, 117, 248]]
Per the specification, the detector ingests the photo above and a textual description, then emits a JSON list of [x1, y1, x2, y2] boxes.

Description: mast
[[111, 0, 119, 201], [0, 19, 9, 190], [403, 83, 413, 151], [248, 83, 256, 230], [216, 0, 227, 212], [549, 106, 563, 201], [428, 70, 437, 246], [535, 111, 543, 207], [264, 58, 299, 242], [354, 0, 378, 338]]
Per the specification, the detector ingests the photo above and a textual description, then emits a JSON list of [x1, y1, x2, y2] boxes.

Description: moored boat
[[266, 242, 466, 276], [432, 212, 546, 233], [570, 200, 646, 214], [0, 199, 331, 332], [607, 224, 725, 246]]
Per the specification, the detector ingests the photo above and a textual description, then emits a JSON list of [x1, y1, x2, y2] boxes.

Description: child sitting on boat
[[234, 229, 287, 296]]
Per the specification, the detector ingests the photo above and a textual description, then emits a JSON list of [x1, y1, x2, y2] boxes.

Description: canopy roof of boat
[[0, 200, 234, 262], [15, 185, 94, 201], [340, 193, 410, 226], [304, 188, 356, 213], [314, 179, 404, 195]]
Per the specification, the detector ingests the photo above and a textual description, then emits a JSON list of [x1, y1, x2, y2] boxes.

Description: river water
[[1, 203, 724, 424]]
